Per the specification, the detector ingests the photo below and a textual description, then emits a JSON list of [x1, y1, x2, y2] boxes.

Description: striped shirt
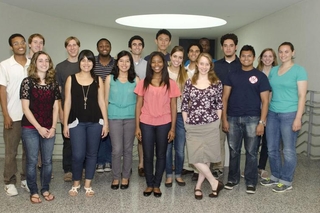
[[94, 55, 115, 81]]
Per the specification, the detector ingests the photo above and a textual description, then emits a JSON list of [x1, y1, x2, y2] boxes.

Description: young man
[[0, 33, 30, 196], [184, 38, 215, 67], [222, 45, 270, 194], [212, 33, 242, 179], [128, 35, 147, 177], [55, 36, 81, 182], [27, 33, 45, 59], [94, 38, 114, 173], [144, 29, 171, 63]]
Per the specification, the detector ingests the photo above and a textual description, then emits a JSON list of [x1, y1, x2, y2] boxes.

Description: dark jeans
[[69, 122, 102, 180], [227, 116, 260, 186], [140, 122, 171, 188], [97, 134, 112, 165], [258, 130, 268, 170], [22, 128, 54, 195], [61, 123, 72, 173]]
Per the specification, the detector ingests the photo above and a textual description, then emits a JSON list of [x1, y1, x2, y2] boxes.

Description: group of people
[[0, 29, 307, 203]]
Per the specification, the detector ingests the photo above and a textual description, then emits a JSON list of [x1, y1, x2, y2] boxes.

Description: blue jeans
[[140, 122, 171, 188], [22, 128, 55, 195], [61, 123, 72, 173], [258, 129, 268, 170], [97, 134, 112, 165], [69, 122, 102, 180], [166, 114, 185, 178], [227, 116, 260, 186], [266, 111, 298, 186]]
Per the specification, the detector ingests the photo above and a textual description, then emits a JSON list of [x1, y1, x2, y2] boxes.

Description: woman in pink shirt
[[135, 51, 180, 198]]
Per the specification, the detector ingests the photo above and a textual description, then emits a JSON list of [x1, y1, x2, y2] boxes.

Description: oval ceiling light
[[116, 14, 227, 29]]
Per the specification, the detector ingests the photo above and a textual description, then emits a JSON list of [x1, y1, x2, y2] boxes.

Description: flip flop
[[42, 191, 55, 201], [30, 194, 42, 204]]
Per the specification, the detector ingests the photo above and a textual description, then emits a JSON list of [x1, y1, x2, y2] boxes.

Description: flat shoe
[[42, 191, 55, 201], [209, 181, 224, 198], [30, 194, 42, 204], [120, 180, 130, 190], [194, 188, 203, 200], [175, 179, 186, 186], [153, 188, 162, 198], [84, 186, 94, 197], [69, 185, 80, 197], [111, 183, 119, 190], [143, 187, 153, 197]]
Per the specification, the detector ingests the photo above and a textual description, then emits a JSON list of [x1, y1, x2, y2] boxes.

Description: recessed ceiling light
[[116, 14, 227, 29]]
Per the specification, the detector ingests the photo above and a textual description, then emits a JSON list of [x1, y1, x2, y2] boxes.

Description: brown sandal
[[30, 194, 42, 204], [42, 191, 55, 201], [194, 188, 203, 200]]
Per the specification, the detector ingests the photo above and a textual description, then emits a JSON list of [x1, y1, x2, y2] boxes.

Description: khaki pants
[[3, 121, 26, 185]]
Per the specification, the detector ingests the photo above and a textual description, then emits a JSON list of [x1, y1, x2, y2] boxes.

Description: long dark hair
[[111, 50, 136, 83], [143, 51, 170, 90], [78, 49, 99, 86]]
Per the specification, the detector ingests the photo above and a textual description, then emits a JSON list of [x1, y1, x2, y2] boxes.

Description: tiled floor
[[1, 154, 319, 213]]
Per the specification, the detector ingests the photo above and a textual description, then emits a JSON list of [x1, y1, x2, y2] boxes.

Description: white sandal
[[69, 185, 80, 197], [84, 187, 94, 197]]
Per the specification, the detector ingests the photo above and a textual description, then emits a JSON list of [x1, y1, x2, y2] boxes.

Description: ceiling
[[1, 0, 303, 39]]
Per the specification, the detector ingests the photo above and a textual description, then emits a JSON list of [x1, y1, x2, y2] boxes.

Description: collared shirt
[[134, 58, 147, 79], [214, 57, 241, 85], [94, 55, 115, 81], [0, 55, 30, 121]]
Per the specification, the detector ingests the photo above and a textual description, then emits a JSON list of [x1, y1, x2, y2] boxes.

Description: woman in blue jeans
[[261, 42, 307, 192], [20, 51, 60, 203], [165, 46, 189, 187], [63, 50, 108, 197]]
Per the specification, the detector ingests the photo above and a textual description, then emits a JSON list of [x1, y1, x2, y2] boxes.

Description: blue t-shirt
[[269, 64, 307, 113], [214, 57, 241, 85], [224, 68, 271, 117]]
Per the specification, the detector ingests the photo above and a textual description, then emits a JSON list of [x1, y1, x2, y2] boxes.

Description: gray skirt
[[185, 121, 221, 164]]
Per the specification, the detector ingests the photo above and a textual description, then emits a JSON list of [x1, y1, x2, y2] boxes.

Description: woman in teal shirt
[[105, 51, 140, 190], [261, 42, 307, 193]]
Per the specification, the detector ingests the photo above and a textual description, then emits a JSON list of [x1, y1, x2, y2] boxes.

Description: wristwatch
[[258, 120, 266, 126]]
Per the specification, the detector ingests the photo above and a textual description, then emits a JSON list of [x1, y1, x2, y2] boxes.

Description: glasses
[[12, 41, 26, 46]]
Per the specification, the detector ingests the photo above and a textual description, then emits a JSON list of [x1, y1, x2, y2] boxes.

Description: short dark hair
[[199, 37, 210, 43], [240, 45, 255, 57], [78, 49, 96, 78], [8, 33, 25, 47], [187, 43, 203, 53], [220, 33, 238, 46], [96, 38, 111, 48], [128, 35, 145, 48], [156, 29, 171, 41]]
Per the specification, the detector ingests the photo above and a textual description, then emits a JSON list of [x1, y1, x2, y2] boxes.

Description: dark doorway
[[179, 38, 216, 62]]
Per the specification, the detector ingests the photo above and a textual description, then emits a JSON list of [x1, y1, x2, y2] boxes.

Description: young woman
[[20, 51, 60, 203], [261, 42, 307, 192], [256, 48, 278, 179], [165, 46, 189, 187], [135, 51, 180, 198], [181, 53, 224, 200], [63, 50, 108, 197], [105, 51, 139, 190]]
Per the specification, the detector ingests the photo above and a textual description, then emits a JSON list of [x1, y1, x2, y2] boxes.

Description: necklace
[[81, 85, 90, 109]]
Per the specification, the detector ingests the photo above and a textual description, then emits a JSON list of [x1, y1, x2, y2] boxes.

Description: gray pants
[[109, 119, 135, 180]]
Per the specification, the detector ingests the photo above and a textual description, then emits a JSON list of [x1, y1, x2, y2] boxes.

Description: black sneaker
[[224, 182, 238, 190], [212, 169, 223, 179], [246, 185, 256, 194]]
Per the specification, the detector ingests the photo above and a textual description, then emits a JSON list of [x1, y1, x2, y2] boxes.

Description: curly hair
[[191, 53, 219, 85], [28, 51, 56, 84]]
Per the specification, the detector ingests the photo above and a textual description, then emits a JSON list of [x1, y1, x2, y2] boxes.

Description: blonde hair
[[191, 53, 219, 85], [257, 48, 278, 71], [28, 51, 56, 84], [170, 46, 188, 92]]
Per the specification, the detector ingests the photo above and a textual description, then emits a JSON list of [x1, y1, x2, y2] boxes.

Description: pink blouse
[[134, 79, 180, 126]]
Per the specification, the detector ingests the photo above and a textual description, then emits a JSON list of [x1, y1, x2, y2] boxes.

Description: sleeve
[[169, 80, 181, 98], [54, 81, 62, 100], [20, 77, 30, 100], [296, 66, 308, 81], [0, 63, 8, 86], [134, 79, 145, 96], [215, 81, 223, 110], [55, 64, 62, 86], [259, 73, 272, 92], [224, 71, 233, 87], [181, 79, 191, 112]]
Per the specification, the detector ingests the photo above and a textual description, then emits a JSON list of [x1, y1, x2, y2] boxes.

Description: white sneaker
[[96, 164, 104, 173], [104, 163, 111, 172], [21, 180, 30, 192], [4, 184, 18, 196]]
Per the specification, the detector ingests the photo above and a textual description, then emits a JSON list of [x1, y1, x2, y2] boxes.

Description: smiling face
[[261, 50, 275, 67], [117, 55, 131, 73], [10, 36, 27, 56], [151, 55, 164, 74], [97, 40, 111, 57], [188, 45, 201, 63], [170, 51, 183, 68], [80, 56, 93, 72], [36, 54, 50, 73], [240, 50, 255, 70], [197, 56, 211, 76], [66, 39, 80, 58], [130, 39, 143, 56], [278, 45, 294, 64], [29, 36, 44, 54]]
